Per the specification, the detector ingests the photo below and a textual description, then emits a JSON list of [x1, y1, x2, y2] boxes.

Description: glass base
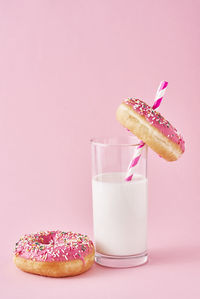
[[95, 251, 148, 268]]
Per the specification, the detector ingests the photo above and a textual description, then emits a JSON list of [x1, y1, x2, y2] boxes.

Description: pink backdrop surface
[[0, 0, 199, 298]]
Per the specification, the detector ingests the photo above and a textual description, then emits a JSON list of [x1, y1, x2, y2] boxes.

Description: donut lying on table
[[14, 230, 95, 277]]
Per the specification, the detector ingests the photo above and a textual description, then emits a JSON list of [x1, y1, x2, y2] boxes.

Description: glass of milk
[[91, 136, 148, 268]]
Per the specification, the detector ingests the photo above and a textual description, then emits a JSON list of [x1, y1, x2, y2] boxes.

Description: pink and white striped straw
[[125, 81, 168, 181]]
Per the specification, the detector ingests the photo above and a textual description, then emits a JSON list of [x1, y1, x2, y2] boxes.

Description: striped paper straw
[[125, 81, 168, 181], [152, 80, 168, 109]]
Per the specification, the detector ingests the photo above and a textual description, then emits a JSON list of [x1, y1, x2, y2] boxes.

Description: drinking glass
[[91, 136, 148, 268]]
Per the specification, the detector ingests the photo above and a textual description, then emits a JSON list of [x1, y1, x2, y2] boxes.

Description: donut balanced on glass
[[116, 98, 185, 161], [14, 230, 95, 277]]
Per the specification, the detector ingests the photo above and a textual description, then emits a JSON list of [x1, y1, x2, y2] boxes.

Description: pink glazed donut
[[116, 98, 185, 161], [14, 230, 95, 277]]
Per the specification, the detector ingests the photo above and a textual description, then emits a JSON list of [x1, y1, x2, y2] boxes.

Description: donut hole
[[38, 232, 55, 245]]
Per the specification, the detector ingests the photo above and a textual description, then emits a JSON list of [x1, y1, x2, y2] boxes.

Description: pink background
[[0, 0, 199, 298]]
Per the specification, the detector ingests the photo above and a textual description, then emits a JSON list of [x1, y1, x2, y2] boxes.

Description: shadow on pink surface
[[149, 245, 200, 266]]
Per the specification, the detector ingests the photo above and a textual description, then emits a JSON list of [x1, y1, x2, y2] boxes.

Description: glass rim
[[90, 136, 142, 147]]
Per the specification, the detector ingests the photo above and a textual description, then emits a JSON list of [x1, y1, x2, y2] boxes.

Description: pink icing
[[123, 98, 185, 152], [14, 231, 94, 262]]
